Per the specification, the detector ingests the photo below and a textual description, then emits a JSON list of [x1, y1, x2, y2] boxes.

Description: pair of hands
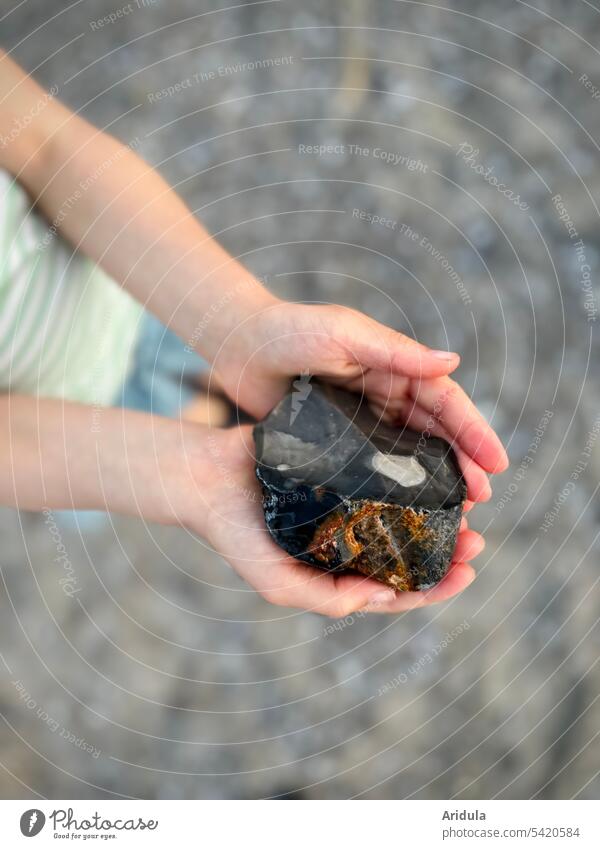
[[190, 300, 508, 617]]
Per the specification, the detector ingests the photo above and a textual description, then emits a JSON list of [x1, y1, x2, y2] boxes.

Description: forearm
[[0, 52, 278, 362], [0, 394, 214, 528]]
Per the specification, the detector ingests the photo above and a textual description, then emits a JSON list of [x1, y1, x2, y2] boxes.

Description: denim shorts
[[57, 312, 206, 530], [120, 312, 207, 417]]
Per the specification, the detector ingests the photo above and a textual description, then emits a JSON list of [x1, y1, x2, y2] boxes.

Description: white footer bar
[[0, 799, 597, 847]]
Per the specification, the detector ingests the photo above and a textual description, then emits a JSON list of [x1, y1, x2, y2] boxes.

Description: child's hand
[[212, 301, 508, 507], [197, 426, 485, 617]]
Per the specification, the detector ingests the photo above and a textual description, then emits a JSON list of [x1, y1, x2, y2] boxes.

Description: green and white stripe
[[0, 170, 141, 405]]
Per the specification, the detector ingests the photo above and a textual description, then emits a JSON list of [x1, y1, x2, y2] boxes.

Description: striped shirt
[[0, 169, 141, 405]]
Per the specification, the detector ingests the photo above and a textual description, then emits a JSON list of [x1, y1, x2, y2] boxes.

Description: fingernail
[[367, 589, 397, 608], [430, 349, 459, 361]]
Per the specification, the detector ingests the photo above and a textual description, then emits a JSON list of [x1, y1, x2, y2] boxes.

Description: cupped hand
[[212, 301, 508, 507], [199, 426, 488, 617]]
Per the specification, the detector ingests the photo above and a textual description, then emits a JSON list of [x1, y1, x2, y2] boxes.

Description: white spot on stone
[[371, 451, 427, 487], [277, 463, 291, 471]]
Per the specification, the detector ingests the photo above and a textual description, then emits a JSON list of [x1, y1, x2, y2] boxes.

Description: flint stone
[[253, 380, 466, 591]]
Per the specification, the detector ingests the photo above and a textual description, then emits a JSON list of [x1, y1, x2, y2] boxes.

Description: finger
[[362, 561, 476, 613], [452, 529, 485, 562], [238, 545, 400, 618], [333, 308, 461, 379], [408, 377, 508, 473], [337, 375, 496, 500], [388, 400, 492, 501], [454, 446, 492, 502], [234, 525, 477, 617], [345, 370, 410, 406]]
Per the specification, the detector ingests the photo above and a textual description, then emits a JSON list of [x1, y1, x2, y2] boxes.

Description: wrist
[[109, 416, 234, 537], [93, 410, 209, 526], [180, 265, 281, 363]]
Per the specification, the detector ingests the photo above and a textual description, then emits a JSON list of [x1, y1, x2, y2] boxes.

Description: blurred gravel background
[[1, 0, 599, 799]]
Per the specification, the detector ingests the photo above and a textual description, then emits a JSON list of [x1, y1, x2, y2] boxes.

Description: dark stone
[[253, 380, 467, 591]]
